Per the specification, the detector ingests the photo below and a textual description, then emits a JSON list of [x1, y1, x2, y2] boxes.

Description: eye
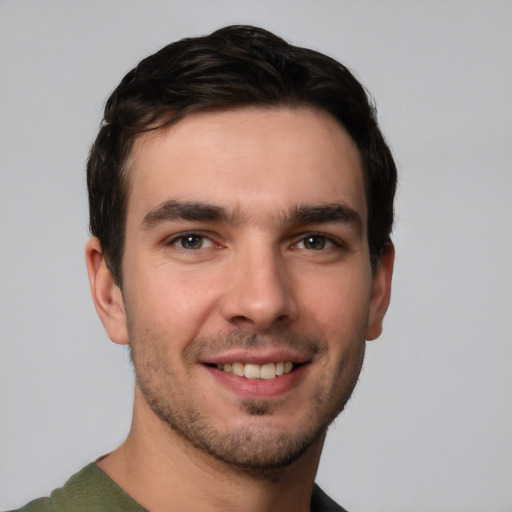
[[296, 234, 334, 251], [170, 234, 214, 250]]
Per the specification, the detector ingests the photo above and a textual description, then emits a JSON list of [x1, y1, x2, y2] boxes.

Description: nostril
[[229, 315, 254, 326]]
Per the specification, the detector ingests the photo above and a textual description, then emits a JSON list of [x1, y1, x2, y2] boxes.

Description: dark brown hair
[[87, 25, 397, 285]]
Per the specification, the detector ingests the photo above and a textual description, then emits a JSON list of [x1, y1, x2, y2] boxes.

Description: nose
[[220, 244, 298, 331]]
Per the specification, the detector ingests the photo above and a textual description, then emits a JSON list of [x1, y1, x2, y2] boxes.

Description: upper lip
[[199, 348, 312, 366]]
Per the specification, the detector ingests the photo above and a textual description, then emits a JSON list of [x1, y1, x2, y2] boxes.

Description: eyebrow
[[141, 200, 231, 229], [283, 203, 363, 234], [141, 200, 362, 233]]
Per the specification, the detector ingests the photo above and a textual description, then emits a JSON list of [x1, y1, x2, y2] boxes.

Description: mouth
[[207, 361, 299, 380], [202, 356, 309, 399]]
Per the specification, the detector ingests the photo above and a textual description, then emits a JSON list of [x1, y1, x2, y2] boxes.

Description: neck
[[98, 389, 325, 512]]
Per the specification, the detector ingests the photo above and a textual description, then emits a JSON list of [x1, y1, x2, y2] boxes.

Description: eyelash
[[293, 232, 345, 251], [166, 231, 345, 252], [167, 232, 216, 250]]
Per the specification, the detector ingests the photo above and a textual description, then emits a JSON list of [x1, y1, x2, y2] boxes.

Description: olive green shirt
[[11, 463, 348, 512]]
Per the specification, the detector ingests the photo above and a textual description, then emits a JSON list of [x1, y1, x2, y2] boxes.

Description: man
[[15, 25, 396, 512]]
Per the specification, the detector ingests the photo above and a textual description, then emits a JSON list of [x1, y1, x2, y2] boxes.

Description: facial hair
[[129, 327, 365, 472]]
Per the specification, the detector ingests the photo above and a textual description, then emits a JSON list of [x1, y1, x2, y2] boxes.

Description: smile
[[215, 362, 295, 380]]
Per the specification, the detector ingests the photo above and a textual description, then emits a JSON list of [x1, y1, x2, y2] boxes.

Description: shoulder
[[7, 497, 53, 512], [311, 484, 350, 512], [8, 462, 146, 512]]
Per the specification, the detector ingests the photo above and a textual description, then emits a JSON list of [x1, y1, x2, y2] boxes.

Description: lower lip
[[204, 364, 308, 399]]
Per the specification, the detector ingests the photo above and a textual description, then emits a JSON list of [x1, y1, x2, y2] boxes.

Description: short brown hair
[[87, 25, 397, 285]]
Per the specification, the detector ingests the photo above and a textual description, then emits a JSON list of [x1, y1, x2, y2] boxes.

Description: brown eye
[[181, 235, 203, 249], [302, 235, 327, 250], [171, 234, 213, 250]]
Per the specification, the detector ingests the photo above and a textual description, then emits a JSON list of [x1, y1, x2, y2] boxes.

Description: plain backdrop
[[1, 1, 511, 511]]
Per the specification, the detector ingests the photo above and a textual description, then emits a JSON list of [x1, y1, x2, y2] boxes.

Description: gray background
[[1, 1, 511, 511]]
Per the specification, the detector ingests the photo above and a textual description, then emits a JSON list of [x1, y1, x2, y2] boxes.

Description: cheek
[[300, 267, 373, 341], [126, 262, 225, 340]]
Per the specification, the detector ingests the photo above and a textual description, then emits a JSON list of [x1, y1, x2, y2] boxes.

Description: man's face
[[106, 106, 391, 469]]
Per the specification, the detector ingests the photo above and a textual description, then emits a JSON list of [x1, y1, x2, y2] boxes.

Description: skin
[[86, 106, 394, 512]]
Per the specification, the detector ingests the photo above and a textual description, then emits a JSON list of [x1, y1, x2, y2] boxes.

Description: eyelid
[[163, 229, 346, 251], [166, 231, 218, 249], [292, 231, 346, 250]]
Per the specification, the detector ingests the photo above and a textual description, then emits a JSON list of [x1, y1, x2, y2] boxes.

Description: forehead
[[126, 106, 366, 226]]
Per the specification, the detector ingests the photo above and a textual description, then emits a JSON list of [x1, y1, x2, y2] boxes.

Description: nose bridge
[[221, 236, 297, 330]]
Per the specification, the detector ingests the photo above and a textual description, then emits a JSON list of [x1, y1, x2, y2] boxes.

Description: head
[[85, 26, 397, 473], [87, 25, 396, 287]]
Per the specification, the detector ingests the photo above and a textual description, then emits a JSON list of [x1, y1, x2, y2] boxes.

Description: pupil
[[184, 236, 201, 249], [306, 236, 324, 250]]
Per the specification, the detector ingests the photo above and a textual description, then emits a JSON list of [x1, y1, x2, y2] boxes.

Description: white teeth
[[232, 362, 244, 377], [243, 364, 260, 379], [260, 363, 276, 380], [216, 361, 295, 379]]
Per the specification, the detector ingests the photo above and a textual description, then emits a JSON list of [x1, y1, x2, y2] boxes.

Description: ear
[[366, 242, 395, 341], [85, 237, 129, 345]]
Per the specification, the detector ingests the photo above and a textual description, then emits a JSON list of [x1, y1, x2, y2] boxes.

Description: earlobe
[[366, 242, 395, 341], [85, 237, 129, 345]]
